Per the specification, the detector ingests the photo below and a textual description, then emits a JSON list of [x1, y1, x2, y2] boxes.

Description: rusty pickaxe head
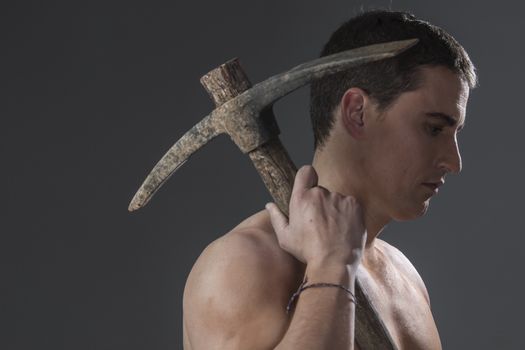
[[128, 39, 418, 212]]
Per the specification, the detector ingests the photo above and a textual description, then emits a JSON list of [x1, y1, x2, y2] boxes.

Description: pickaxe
[[129, 39, 418, 349]]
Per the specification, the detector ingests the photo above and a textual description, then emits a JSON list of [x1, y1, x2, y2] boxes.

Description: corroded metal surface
[[129, 39, 418, 211], [128, 114, 222, 211], [249, 39, 418, 108]]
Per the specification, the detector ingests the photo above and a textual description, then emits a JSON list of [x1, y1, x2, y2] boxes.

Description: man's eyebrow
[[425, 112, 465, 131]]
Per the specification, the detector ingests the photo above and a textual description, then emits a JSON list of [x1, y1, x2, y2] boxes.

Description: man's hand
[[184, 165, 368, 349], [266, 165, 367, 268]]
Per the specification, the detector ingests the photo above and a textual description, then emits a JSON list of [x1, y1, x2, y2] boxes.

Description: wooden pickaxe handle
[[201, 59, 397, 350], [200, 59, 297, 216]]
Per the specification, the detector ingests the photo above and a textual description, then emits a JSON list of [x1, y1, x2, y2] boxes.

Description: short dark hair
[[310, 10, 477, 149]]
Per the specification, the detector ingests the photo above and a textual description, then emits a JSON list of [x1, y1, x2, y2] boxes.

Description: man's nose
[[439, 136, 462, 174]]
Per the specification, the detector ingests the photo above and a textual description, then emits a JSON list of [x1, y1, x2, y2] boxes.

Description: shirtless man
[[183, 10, 477, 350]]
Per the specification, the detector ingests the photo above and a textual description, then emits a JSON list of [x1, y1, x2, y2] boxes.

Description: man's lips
[[422, 181, 444, 193]]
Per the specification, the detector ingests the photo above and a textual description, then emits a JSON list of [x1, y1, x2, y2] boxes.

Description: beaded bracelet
[[286, 276, 357, 314]]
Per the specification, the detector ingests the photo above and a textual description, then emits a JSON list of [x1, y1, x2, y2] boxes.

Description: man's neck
[[311, 151, 391, 252]]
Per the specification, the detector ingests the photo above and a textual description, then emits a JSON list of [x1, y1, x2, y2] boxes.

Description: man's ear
[[340, 88, 368, 139]]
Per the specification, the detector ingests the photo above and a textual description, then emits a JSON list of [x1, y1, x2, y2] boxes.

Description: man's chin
[[393, 200, 430, 221]]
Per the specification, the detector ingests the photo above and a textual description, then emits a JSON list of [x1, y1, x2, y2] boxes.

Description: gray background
[[3, 0, 524, 349]]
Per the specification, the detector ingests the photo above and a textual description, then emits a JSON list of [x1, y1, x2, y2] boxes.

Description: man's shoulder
[[182, 210, 303, 349], [184, 209, 303, 312], [194, 209, 301, 280], [376, 239, 431, 304]]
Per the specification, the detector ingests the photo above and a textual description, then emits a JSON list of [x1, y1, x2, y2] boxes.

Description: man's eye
[[427, 125, 444, 136]]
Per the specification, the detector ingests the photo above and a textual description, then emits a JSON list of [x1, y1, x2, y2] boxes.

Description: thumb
[[265, 202, 288, 233]]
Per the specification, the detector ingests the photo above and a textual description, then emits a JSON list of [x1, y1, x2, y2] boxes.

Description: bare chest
[[355, 264, 442, 350]]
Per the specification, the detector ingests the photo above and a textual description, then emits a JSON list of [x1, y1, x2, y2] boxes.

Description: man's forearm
[[275, 262, 358, 350]]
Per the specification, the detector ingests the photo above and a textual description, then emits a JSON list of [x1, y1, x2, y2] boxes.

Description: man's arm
[[275, 261, 358, 349], [183, 232, 360, 350], [183, 232, 294, 350], [183, 166, 367, 350]]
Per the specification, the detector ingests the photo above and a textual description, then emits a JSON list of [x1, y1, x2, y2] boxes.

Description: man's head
[[311, 10, 477, 222], [310, 10, 477, 150]]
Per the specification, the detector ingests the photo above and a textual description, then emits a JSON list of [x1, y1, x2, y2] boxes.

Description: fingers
[[265, 202, 288, 233], [291, 165, 319, 199]]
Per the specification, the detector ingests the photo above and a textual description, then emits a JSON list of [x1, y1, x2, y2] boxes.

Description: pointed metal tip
[[128, 191, 148, 212], [128, 202, 140, 212], [396, 38, 419, 52], [376, 38, 419, 60]]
